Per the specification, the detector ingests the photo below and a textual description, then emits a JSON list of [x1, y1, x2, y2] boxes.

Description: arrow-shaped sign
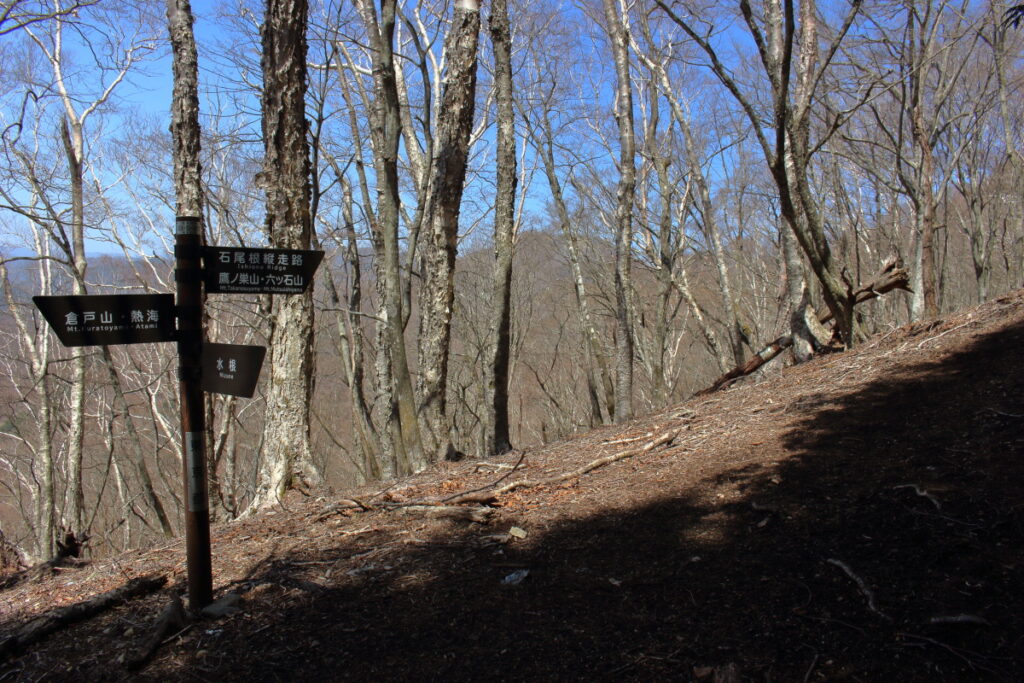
[[33, 294, 177, 347], [200, 342, 266, 398], [203, 246, 323, 295]]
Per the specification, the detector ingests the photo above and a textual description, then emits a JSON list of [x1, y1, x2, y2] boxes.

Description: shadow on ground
[[14, 319, 1024, 682]]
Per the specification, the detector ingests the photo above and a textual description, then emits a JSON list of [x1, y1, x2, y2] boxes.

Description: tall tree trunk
[[166, 0, 203, 218], [602, 0, 637, 422], [676, 115, 746, 365], [483, 0, 515, 456], [165, 0, 206, 525], [358, 0, 422, 474], [416, 0, 481, 463], [649, 155, 674, 407], [911, 104, 939, 318], [320, 177, 382, 480], [250, 0, 321, 510], [59, 114, 87, 552]]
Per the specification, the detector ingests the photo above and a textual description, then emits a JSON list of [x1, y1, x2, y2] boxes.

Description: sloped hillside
[[2, 291, 1023, 681]]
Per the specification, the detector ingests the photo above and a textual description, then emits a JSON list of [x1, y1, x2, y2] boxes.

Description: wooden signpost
[[34, 216, 322, 610]]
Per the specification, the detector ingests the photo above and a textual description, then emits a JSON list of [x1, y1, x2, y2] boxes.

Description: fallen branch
[[0, 573, 167, 662], [827, 558, 890, 621], [1, 531, 90, 590], [928, 614, 992, 627], [442, 449, 528, 505], [602, 431, 655, 447], [311, 499, 373, 522], [699, 258, 911, 395], [394, 505, 495, 524], [493, 430, 680, 497]]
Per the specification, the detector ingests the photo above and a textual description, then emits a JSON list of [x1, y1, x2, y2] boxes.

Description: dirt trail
[[2, 291, 1023, 681]]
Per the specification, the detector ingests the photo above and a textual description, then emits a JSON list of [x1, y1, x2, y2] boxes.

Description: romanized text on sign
[[33, 294, 177, 347], [202, 246, 324, 295]]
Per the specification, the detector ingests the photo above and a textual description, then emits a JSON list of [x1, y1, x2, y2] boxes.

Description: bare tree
[[483, 0, 515, 456], [0, 0, 97, 37], [416, 0, 482, 463], [654, 0, 867, 347], [249, 0, 321, 510], [356, 0, 423, 475], [601, 0, 637, 421]]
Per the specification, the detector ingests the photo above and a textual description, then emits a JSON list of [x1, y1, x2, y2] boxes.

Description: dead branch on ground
[[491, 430, 680, 497], [827, 558, 890, 621], [0, 574, 167, 662], [126, 592, 188, 670], [394, 505, 495, 524]]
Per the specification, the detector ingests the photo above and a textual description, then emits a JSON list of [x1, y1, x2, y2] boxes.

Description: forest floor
[[1, 291, 1023, 682]]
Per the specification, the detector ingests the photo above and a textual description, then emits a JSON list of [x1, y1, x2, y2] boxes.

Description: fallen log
[[0, 573, 167, 662], [698, 257, 911, 395]]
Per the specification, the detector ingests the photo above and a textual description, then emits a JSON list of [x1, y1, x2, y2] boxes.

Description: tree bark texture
[[416, 0, 481, 464], [781, 217, 817, 363], [165, 0, 206, 528], [165, 0, 203, 218], [483, 0, 516, 456], [907, 3, 940, 319], [58, 98, 88, 557], [250, 0, 321, 510]]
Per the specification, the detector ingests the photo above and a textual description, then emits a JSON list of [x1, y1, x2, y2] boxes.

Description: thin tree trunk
[[59, 113, 87, 551], [602, 0, 637, 422], [358, 0, 422, 474], [320, 178, 382, 480], [535, 129, 613, 424], [483, 0, 515, 456], [101, 349, 174, 536]]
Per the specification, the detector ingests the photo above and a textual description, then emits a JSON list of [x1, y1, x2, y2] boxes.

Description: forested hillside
[[1, 288, 1021, 680], [1, 0, 1023, 573]]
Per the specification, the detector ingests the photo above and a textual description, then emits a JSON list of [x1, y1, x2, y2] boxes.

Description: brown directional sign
[[200, 342, 266, 398], [33, 294, 177, 347], [203, 246, 323, 294]]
